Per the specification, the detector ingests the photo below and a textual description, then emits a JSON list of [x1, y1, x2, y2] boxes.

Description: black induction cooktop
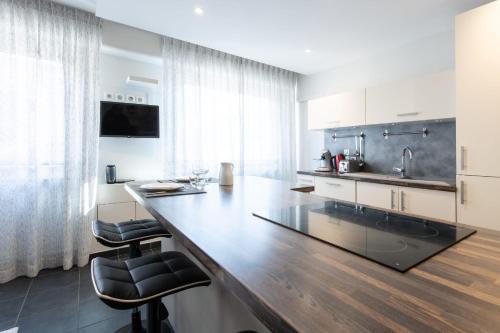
[[253, 201, 476, 272]]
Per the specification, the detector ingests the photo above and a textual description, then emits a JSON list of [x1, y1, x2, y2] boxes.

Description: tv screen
[[100, 101, 159, 138]]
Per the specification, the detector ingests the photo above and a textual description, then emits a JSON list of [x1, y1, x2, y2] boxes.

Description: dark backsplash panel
[[324, 120, 456, 179]]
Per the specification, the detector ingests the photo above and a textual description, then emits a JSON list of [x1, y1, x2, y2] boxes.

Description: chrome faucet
[[393, 146, 413, 178]]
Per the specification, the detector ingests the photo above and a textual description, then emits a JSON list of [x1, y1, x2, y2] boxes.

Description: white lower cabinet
[[457, 175, 500, 231], [97, 184, 135, 204], [313, 177, 456, 223], [93, 202, 136, 253], [357, 182, 398, 211], [93, 184, 158, 253], [398, 187, 456, 223], [296, 174, 315, 187], [97, 202, 135, 223], [313, 177, 356, 203], [136, 203, 155, 220]]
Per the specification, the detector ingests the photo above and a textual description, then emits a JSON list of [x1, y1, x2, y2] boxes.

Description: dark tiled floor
[[0, 244, 162, 333]]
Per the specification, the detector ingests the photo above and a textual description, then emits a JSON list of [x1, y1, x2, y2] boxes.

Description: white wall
[[102, 20, 162, 57], [296, 30, 455, 171], [98, 21, 163, 183], [297, 102, 324, 171]]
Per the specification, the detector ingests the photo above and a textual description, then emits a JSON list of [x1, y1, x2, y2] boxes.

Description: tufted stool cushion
[[92, 219, 171, 247], [91, 252, 211, 310]]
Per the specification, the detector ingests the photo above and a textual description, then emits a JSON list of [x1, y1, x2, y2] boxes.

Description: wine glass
[[191, 162, 209, 187], [189, 175, 198, 187]]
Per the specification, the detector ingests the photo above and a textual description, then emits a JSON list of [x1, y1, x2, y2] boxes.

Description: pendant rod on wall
[[383, 128, 428, 139], [332, 132, 365, 141]]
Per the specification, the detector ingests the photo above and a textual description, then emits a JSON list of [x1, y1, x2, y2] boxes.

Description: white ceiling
[[57, 0, 492, 74]]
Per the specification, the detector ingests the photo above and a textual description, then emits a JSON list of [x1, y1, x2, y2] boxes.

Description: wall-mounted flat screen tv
[[100, 101, 159, 138]]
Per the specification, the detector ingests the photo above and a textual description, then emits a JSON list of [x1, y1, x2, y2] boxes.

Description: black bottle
[[106, 165, 116, 184]]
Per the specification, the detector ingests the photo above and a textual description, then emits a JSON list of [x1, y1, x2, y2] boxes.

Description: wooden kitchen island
[[126, 176, 500, 333]]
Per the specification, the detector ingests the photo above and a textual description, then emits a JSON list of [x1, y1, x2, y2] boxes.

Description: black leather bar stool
[[92, 219, 172, 331], [92, 219, 172, 258], [91, 251, 211, 333]]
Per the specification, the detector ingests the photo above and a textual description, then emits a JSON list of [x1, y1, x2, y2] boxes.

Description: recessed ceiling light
[[304, 49, 312, 53], [194, 7, 204, 16]]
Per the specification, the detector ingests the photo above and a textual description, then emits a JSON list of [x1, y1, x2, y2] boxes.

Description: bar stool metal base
[[147, 300, 171, 333], [113, 321, 146, 333], [112, 320, 171, 333], [127, 243, 143, 332], [112, 301, 171, 333], [129, 241, 142, 259]]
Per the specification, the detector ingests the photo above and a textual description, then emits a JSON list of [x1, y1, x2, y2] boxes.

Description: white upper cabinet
[[307, 89, 366, 130], [307, 70, 456, 130], [365, 70, 455, 125], [456, 1, 500, 177]]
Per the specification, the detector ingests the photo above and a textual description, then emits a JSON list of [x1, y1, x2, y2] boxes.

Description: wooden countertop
[[298, 170, 457, 192], [127, 177, 500, 333]]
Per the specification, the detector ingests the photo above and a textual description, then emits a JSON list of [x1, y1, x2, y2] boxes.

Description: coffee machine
[[314, 149, 333, 172]]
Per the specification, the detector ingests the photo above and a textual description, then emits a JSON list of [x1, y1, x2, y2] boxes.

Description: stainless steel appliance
[[338, 159, 360, 173], [314, 149, 333, 172]]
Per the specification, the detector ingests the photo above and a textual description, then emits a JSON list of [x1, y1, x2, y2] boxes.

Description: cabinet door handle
[[326, 182, 341, 187], [390, 189, 395, 209], [460, 180, 465, 205], [299, 179, 313, 183], [327, 120, 340, 124], [397, 112, 419, 117], [400, 191, 405, 211], [460, 146, 466, 171]]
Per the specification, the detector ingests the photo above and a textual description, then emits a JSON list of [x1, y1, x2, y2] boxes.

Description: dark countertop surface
[[127, 177, 499, 333], [298, 170, 456, 192]]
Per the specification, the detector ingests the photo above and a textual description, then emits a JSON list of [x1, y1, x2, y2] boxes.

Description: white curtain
[[162, 37, 297, 181], [0, 0, 101, 283]]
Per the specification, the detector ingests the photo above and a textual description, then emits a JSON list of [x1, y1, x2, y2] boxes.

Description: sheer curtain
[[0, 0, 101, 282], [162, 37, 297, 181]]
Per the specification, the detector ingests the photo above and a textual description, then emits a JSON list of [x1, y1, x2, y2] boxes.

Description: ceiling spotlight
[[304, 49, 312, 53], [194, 7, 204, 16]]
